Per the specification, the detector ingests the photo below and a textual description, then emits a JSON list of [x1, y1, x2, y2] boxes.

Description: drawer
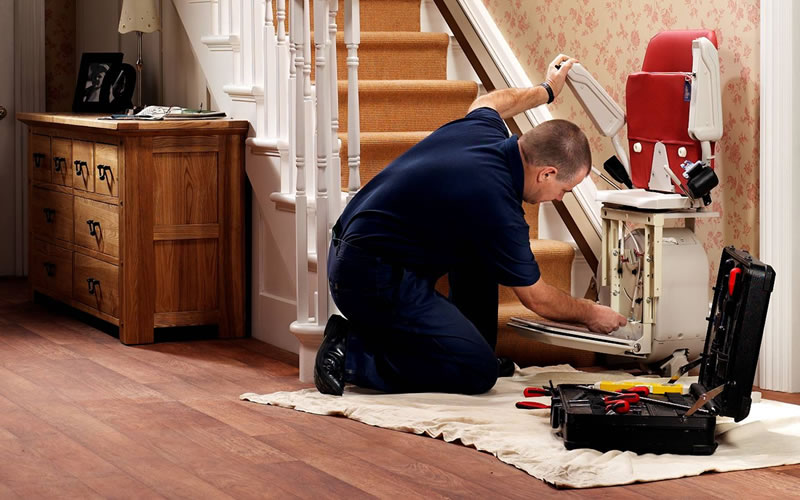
[[94, 143, 120, 197], [72, 140, 94, 192], [74, 196, 119, 257], [30, 239, 73, 301], [31, 186, 73, 243], [51, 137, 73, 187], [73, 253, 120, 318], [30, 134, 51, 184]]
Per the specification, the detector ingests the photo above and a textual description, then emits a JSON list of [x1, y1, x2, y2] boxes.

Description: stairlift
[[510, 30, 724, 375]]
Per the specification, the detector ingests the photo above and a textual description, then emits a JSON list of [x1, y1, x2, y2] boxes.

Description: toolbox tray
[[550, 247, 775, 455]]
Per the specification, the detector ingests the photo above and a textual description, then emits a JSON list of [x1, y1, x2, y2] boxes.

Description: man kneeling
[[315, 55, 626, 396]]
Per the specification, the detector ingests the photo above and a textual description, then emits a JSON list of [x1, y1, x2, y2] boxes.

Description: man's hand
[[544, 54, 578, 102], [584, 303, 627, 334]]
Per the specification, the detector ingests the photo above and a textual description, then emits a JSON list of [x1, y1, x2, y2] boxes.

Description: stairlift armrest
[[566, 63, 631, 177]]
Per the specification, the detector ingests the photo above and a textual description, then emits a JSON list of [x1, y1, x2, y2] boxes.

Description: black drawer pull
[[53, 156, 66, 172], [97, 164, 112, 181], [86, 219, 101, 236], [43, 208, 56, 223], [33, 153, 45, 168], [43, 262, 55, 277], [74, 160, 87, 176], [87, 278, 100, 295]]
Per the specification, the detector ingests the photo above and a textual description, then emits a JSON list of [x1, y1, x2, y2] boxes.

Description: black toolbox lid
[[697, 246, 775, 422]]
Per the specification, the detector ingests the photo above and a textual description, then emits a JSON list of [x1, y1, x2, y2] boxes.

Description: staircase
[[172, 0, 592, 381]]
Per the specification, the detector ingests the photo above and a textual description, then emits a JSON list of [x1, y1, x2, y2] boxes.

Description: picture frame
[[72, 52, 128, 113]]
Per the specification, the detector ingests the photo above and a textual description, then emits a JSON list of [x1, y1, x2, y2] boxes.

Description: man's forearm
[[467, 86, 550, 119], [513, 280, 594, 324]]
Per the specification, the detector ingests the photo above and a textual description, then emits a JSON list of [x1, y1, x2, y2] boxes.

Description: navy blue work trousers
[[328, 235, 499, 394]]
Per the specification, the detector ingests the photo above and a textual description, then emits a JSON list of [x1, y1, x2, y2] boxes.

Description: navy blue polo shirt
[[337, 107, 540, 287]]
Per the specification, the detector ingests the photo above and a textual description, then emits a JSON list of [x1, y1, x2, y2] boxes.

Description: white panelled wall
[[758, 0, 800, 392]]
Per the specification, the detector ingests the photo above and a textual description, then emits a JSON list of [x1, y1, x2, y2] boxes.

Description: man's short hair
[[518, 119, 591, 181]]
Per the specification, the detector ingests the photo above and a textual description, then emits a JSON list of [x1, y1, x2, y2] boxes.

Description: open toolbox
[[548, 247, 775, 455]]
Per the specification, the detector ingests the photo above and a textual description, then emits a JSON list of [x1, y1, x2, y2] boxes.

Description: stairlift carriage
[[510, 30, 724, 375]]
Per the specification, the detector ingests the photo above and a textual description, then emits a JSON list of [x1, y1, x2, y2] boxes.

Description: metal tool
[[682, 384, 725, 419], [666, 356, 704, 384], [576, 385, 711, 415]]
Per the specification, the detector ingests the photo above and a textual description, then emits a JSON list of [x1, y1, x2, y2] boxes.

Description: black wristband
[[540, 81, 555, 104]]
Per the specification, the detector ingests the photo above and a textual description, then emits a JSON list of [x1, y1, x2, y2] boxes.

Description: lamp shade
[[119, 0, 161, 34]]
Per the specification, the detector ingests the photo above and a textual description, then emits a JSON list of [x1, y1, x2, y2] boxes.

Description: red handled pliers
[[605, 399, 631, 414], [516, 386, 553, 410]]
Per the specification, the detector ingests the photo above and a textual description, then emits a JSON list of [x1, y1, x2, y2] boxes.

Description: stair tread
[[339, 80, 478, 91], [339, 131, 432, 143]]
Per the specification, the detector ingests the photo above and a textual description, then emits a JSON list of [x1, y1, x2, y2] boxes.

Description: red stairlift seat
[[626, 30, 718, 189]]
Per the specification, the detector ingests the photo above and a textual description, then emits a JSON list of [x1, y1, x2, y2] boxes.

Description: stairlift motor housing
[[599, 228, 709, 362]]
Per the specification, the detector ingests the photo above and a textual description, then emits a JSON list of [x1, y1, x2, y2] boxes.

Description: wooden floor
[[1, 279, 799, 499]]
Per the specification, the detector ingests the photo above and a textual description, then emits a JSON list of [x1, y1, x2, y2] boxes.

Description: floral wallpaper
[[45, 0, 77, 111], [483, 0, 760, 280]]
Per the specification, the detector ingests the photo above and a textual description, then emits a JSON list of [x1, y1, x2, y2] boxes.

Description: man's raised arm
[[467, 54, 576, 118]]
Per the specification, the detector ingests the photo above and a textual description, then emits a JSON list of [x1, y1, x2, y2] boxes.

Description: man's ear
[[537, 166, 558, 183]]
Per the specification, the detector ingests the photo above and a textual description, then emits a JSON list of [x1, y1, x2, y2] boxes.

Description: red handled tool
[[604, 393, 640, 404], [605, 399, 631, 414], [523, 387, 552, 398], [620, 386, 650, 397], [515, 401, 550, 410]]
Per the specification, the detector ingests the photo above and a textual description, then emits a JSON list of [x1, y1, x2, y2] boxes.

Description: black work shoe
[[314, 314, 349, 396], [497, 356, 515, 377]]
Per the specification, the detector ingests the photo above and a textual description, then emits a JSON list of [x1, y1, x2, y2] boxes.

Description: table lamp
[[118, 0, 161, 109]]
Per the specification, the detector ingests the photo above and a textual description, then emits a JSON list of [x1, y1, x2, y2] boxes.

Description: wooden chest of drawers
[[18, 113, 250, 344]]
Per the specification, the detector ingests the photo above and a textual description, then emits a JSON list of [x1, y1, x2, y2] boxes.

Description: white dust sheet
[[241, 365, 800, 488]]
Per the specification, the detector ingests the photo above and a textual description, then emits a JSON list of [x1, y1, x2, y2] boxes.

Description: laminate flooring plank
[[182, 398, 298, 436], [0, 394, 65, 441], [21, 432, 162, 499], [257, 430, 466, 498], [253, 460, 377, 499], [0, 438, 105, 499], [62, 341, 184, 385], [26, 400, 235, 499], [198, 339, 302, 377], [0, 323, 83, 361], [6, 357, 170, 404], [5, 308, 107, 345]]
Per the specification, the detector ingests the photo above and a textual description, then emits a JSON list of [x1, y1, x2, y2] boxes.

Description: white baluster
[[328, 0, 341, 223], [227, 0, 233, 34], [345, 0, 360, 200], [293, 0, 308, 323], [264, 0, 277, 139], [251, 0, 258, 88], [303, 0, 313, 207], [314, 0, 330, 325], [232, 0, 242, 84], [285, 0, 296, 194], [276, 0, 292, 193], [211, 0, 220, 36]]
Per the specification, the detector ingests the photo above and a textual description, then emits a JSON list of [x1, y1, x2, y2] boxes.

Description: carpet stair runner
[[310, 0, 594, 367]]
